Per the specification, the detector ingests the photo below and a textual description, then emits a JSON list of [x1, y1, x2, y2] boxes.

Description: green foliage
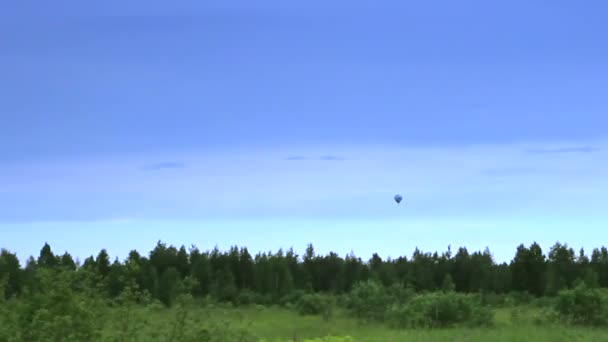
[[236, 289, 267, 306], [103, 283, 146, 342], [554, 282, 608, 326], [346, 280, 391, 322], [505, 291, 534, 306], [0, 276, 20, 341], [278, 289, 306, 307], [16, 269, 105, 341], [479, 292, 506, 306], [345, 280, 415, 324], [441, 274, 455, 292], [296, 293, 334, 320], [387, 292, 494, 329], [7, 241, 608, 340], [266, 337, 355, 342]]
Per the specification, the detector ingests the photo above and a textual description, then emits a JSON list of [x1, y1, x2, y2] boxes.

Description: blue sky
[[1, 1, 607, 263]]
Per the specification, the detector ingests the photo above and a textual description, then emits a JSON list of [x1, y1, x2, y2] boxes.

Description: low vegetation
[[3, 241, 608, 340]]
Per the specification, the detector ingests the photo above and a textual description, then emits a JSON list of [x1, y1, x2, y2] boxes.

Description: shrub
[[146, 299, 166, 311], [0, 288, 20, 342], [279, 289, 307, 307], [296, 293, 334, 319], [505, 291, 533, 306], [479, 292, 506, 307], [531, 296, 554, 308], [236, 289, 266, 306], [15, 269, 105, 342], [264, 336, 354, 342], [387, 292, 494, 329], [346, 280, 392, 323], [386, 283, 416, 305], [554, 282, 608, 326]]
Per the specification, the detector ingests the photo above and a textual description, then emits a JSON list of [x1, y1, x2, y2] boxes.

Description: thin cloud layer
[[525, 146, 602, 154], [285, 155, 346, 161], [482, 168, 538, 177], [319, 155, 346, 161], [2, 141, 607, 223], [141, 162, 186, 170]]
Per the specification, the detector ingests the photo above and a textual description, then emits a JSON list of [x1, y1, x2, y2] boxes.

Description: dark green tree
[[442, 273, 455, 292], [59, 252, 76, 271], [545, 242, 576, 295], [107, 258, 127, 298], [239, 247, 255, 290], [37, 242, 58, 268], [189, 248, 211, 297], [0, 249, 22, 298], [95, 249, 111, 278], [158, 267, 181, 306], [175, 245, 190, 279]]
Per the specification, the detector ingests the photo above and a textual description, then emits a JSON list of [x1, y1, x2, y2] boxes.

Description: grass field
[[105, 305, 608, 342]]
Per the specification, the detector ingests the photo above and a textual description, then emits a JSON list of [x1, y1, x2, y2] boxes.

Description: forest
[[2, 241, 608, 341]]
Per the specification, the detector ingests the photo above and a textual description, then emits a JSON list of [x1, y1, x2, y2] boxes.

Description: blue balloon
[[394, 194, 403, 204]]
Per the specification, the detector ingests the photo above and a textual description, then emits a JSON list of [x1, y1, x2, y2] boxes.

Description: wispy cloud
[[482, 168, 538, 177], [525, 146, 602, 155], [141, 162, 186, 171], [285, 155, 346, 161], [319, 155, 346, 161]]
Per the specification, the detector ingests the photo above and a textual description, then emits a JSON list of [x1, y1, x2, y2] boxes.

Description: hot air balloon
[[394, 194, 403, 204]]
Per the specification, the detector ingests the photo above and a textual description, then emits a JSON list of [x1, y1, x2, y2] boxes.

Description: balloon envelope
[[394, 194, 403, 204]]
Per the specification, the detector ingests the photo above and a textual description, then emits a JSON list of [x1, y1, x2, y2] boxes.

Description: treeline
[[1, 241, 608, 306]]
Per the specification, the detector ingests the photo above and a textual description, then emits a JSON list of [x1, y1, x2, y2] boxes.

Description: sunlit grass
[[104, 305, 608, 342]]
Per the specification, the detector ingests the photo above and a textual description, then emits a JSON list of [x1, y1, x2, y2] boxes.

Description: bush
[[505, 291, 533, 306], [386, 283, 416, 305], [0, 289, 20, 342], [346, 280, 392, 323], [387, 292, 494, 329], [296, 293, 334, 320], [531, 296, 555, 309], [554, 282, 608, 326], [306, 337, 354, 342], [15, 269, 105, 342], [236, 289, 267, 306], [479, 292, 506, 307], [345, 280, 416, 324], [279, 289, 307, 307], [265, 336, 354, 342]]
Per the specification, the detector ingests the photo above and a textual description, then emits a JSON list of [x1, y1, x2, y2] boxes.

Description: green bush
[[279, 289, 307, 307], [531, 296, 555, 308], [296, 293, 334, 320], [479, 292, 506, 307], [387, 292, 493, 329], [0, 281, 20, 342], [346, 280, 392, 323], [236, 289, 267, 306], [554, 282, 608, 326], [505, 291, 533, 306], [345, 280, 415, 323], [11, 269, 106, 342], [264, 336, 354, 342]]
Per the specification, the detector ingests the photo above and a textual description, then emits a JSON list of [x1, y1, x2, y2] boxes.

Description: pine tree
[[60, 252, 76, 271], [0, 249, 22, 298], [95, 249, 111, 278], [175, 245, 190, 279], [239, 247, 255, 290], [37, 242, 58, 268], [107, 258, 126, 297], [159, 267, 181, 306], [189, 248, 211, 297], [442, 273, 455, 292]]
